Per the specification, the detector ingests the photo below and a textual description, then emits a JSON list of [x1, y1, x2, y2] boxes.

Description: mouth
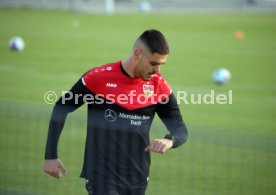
[[149, 71, 157, 76], [142, 72, 157, 81]]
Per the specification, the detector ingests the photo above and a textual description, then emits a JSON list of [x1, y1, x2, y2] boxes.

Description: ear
[[133, 48, 142, 60]]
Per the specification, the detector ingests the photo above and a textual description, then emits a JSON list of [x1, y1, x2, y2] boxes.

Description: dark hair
[[138, 29, 169, 55]]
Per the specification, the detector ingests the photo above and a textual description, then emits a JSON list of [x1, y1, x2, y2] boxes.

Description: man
[[44, 29, 188, 195]]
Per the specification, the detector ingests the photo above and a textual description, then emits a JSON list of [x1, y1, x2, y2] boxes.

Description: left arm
[[145, 93, 188, 153]]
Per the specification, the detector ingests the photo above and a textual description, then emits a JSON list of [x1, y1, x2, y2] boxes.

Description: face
[[133, 48, 168, 81]]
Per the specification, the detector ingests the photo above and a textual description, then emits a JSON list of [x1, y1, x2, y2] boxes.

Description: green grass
[[1, 8, 276, 195]]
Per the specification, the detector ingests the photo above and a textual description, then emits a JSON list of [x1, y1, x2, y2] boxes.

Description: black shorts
[[85, 180, 148, 195]]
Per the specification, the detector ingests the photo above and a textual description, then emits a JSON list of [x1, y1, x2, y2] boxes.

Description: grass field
[[0, 8, 276, 195]]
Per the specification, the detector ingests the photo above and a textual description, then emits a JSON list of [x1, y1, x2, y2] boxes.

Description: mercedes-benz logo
[[104, 109, 117, 122]]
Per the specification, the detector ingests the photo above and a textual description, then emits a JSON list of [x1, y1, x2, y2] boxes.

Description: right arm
[[44, 78, 90, 178]]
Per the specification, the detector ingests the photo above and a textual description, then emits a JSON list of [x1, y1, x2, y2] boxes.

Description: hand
[[44, 159, 66, 179], [144, 138, 173, 154]]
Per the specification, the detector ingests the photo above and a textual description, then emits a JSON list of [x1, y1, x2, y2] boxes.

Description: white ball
[[212, 68, 231, 85], [139, 1, 152, 13], [9, 36, 25, 52]]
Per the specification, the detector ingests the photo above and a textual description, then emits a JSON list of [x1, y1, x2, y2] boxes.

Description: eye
[[150, 62, 159, 66]]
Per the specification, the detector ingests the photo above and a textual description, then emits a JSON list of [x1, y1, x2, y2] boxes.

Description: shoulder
[[82, 61, 121, 86]]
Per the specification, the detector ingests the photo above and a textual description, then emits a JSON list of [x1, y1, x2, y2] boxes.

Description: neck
[[121, 57, 135, 78]]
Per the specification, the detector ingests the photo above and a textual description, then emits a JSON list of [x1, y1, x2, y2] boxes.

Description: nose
[[153, 65, 160, 73]]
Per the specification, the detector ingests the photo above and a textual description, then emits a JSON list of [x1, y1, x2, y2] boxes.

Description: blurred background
[[0, 0, 276, 195], [1, 0, 276, 12]]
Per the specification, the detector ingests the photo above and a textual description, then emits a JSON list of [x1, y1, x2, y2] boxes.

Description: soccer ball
[[9, 36, 25, 52], [212, 68, 231, 85]]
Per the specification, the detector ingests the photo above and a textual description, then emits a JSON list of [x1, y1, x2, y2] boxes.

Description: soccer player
[[44, 29, 188, 195]]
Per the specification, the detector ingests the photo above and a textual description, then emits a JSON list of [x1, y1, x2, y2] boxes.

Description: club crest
[[143, 84, 154, 97]]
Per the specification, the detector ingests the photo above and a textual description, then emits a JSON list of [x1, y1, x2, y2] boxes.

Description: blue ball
[[9, 36, 25, 52], [212, 68, 231, 85]]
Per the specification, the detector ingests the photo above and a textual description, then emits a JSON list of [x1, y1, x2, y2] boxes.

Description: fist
[[44, 159, 66, 179], [144, 138, 173, 154]]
